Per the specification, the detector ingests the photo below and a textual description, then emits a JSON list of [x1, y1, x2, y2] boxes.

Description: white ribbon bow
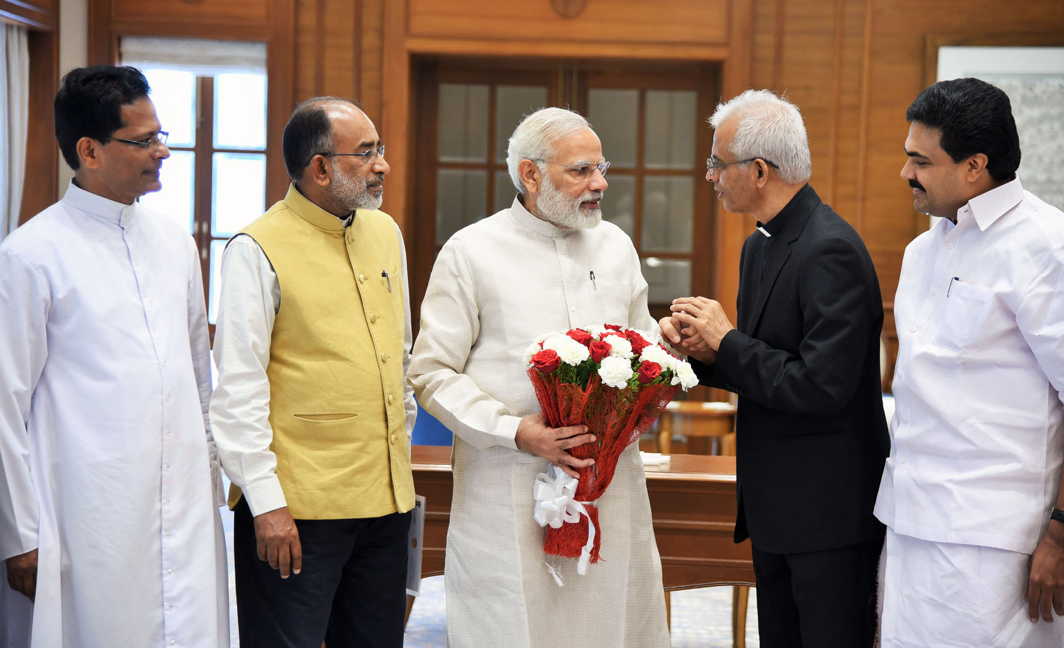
[[532, 465, 597, 581]]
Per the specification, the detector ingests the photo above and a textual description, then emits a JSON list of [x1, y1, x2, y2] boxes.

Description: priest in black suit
[[661, 89, 889, 648]]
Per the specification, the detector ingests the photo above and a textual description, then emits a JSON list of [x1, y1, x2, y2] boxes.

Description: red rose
[[637, 361, 662, 384], [603, 324, 623, 332], [589, 339, 611, 363], [567, 328, 593, 346], [531, 349, 561, 374], [626, 329, 651, 354]]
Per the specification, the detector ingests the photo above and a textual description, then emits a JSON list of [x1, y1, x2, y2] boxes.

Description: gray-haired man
[[410, 107, 669, 648]]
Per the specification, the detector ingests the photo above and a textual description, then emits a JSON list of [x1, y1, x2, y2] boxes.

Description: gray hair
[[506, 107, 590, 194], [709, 90, 811, 184]]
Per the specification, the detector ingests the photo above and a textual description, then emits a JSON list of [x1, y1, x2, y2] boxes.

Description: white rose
[[603, 334, 633, 359], [541, 333, 570, 352], [556, 337, 590, 366], [598, 356, 634, 389], [639, 344, 671, 367], [671, 360, 699, 390]]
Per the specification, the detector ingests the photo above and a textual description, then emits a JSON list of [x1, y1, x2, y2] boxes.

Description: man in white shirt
[[0, 65, 228, 647], [409, 107, 669, 648], [876, 77, 1064, 646]]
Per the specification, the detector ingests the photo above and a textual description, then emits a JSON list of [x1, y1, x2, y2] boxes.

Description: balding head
[[282, 97, 365, 181]]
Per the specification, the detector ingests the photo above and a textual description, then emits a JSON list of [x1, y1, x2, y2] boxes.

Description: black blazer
[[693, 185, 889, 554]]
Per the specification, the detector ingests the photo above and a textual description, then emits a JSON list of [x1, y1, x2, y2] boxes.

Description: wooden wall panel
[[290, 1, 384, 122], [110, 0, 268, 29], [408, 0, 730, 45]]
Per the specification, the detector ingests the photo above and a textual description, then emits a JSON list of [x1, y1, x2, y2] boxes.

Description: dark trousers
[[752, 539, 881, 648], [234, 499, 412, 648]]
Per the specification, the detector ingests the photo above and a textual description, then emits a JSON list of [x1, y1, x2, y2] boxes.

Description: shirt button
[[387, 394, 394, 405], [390, 434, 397, 444], [380, 353, 389, 363], [358, 273, 366, 283], [369, 314, 379, 324], [167, 569, 174, 576]]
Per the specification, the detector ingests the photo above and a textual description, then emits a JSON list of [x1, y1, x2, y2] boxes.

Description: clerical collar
[[62, 180, 137, 228], [756, 184, 818, 240]]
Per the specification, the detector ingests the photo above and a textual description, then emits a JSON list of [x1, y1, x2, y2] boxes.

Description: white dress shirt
[[210, 217, 416, 517], [875, 178, 1064, 554], [0, 182, 229, 647]]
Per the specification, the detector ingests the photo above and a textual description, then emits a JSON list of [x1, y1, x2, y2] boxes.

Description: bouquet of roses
[[525, 324, 698, 580]]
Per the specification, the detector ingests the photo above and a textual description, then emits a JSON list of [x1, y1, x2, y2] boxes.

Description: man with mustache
[[410, 107, 669, 648], [661, 90, 888, 647], [875, 77, 1064, 647], [211, 97, 416, 648], [0, 65, 229, 647]]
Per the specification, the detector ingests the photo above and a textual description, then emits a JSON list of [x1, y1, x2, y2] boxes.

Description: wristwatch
[[1051, 508, 1064, 525]]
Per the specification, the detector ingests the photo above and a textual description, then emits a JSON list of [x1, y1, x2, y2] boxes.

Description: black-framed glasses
[[706, 156, 779, 173], [319, 145, 386, 163], [531, 158, 611, 179], [110, 131, 169, 149]]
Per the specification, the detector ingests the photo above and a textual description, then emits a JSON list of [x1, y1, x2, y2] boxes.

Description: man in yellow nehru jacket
[[210, 97, 416, 648]]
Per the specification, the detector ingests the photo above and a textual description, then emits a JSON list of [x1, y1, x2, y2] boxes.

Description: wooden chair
[[657, 400, 750, 648]]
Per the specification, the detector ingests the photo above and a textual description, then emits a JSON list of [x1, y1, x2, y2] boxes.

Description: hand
[[5, 548, 38, 601], [670, 297, 736, 352], [515, 413, 596, 479], [1027, 521, 1064, 622], [254, 507, 302, 579], [658, 315, 717, 364]]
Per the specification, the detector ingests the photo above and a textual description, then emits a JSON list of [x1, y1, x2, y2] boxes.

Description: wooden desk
[[657, 400, 737, 455], [411, 445, 755, 590]]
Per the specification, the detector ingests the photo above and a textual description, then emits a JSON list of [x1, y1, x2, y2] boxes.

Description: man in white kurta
[[0, 65, 228, 648], [876, 78, 1064, 646], [410, 107, 669, 648]]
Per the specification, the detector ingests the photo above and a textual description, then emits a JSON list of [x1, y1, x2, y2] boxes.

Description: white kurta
[[409, 197, 669, 648], [0, 183, 229, 647]]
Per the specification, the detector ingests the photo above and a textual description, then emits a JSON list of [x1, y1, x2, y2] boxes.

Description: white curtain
[[121, 36, 267, 74], [0, 24, 29, 239]]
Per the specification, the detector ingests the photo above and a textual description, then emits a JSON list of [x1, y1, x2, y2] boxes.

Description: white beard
[[331, 163, 383, 211], [536, 174, 602, 230]]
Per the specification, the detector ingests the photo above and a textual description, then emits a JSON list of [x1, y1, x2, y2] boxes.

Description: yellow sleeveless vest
[[228, 185, 414, 519]]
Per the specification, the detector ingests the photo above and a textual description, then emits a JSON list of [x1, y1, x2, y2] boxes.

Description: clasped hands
[[659, 296, 736, 365]]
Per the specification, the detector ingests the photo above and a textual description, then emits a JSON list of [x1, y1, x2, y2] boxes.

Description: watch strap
[[1051, 508, 1064, 524]]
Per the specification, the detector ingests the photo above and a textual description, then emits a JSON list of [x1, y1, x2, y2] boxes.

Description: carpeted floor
[[403, 575, 759, 647]]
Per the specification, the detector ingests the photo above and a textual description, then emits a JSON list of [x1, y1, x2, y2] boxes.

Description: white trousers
[[880, 528, 1064, 648]]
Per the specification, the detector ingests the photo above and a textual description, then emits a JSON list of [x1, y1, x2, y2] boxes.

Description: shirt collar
[[505, 195, 574, 239], [757, 184, 818, 241], [962, 178, 1024, 231], [61, 180, 138, 229], [283, 183, 351, 233]]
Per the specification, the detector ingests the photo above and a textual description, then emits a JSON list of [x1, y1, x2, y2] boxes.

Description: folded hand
[[5, 548, 37, 601], [516, 413, 596, 478], [669, 296, 736, 354]]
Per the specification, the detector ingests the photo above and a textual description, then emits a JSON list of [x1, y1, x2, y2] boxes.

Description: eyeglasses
[[706, 156, 780, 173], [319, 145, 386, 163], [531, 158, 611, 179], [110, 131, 169, 149]]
